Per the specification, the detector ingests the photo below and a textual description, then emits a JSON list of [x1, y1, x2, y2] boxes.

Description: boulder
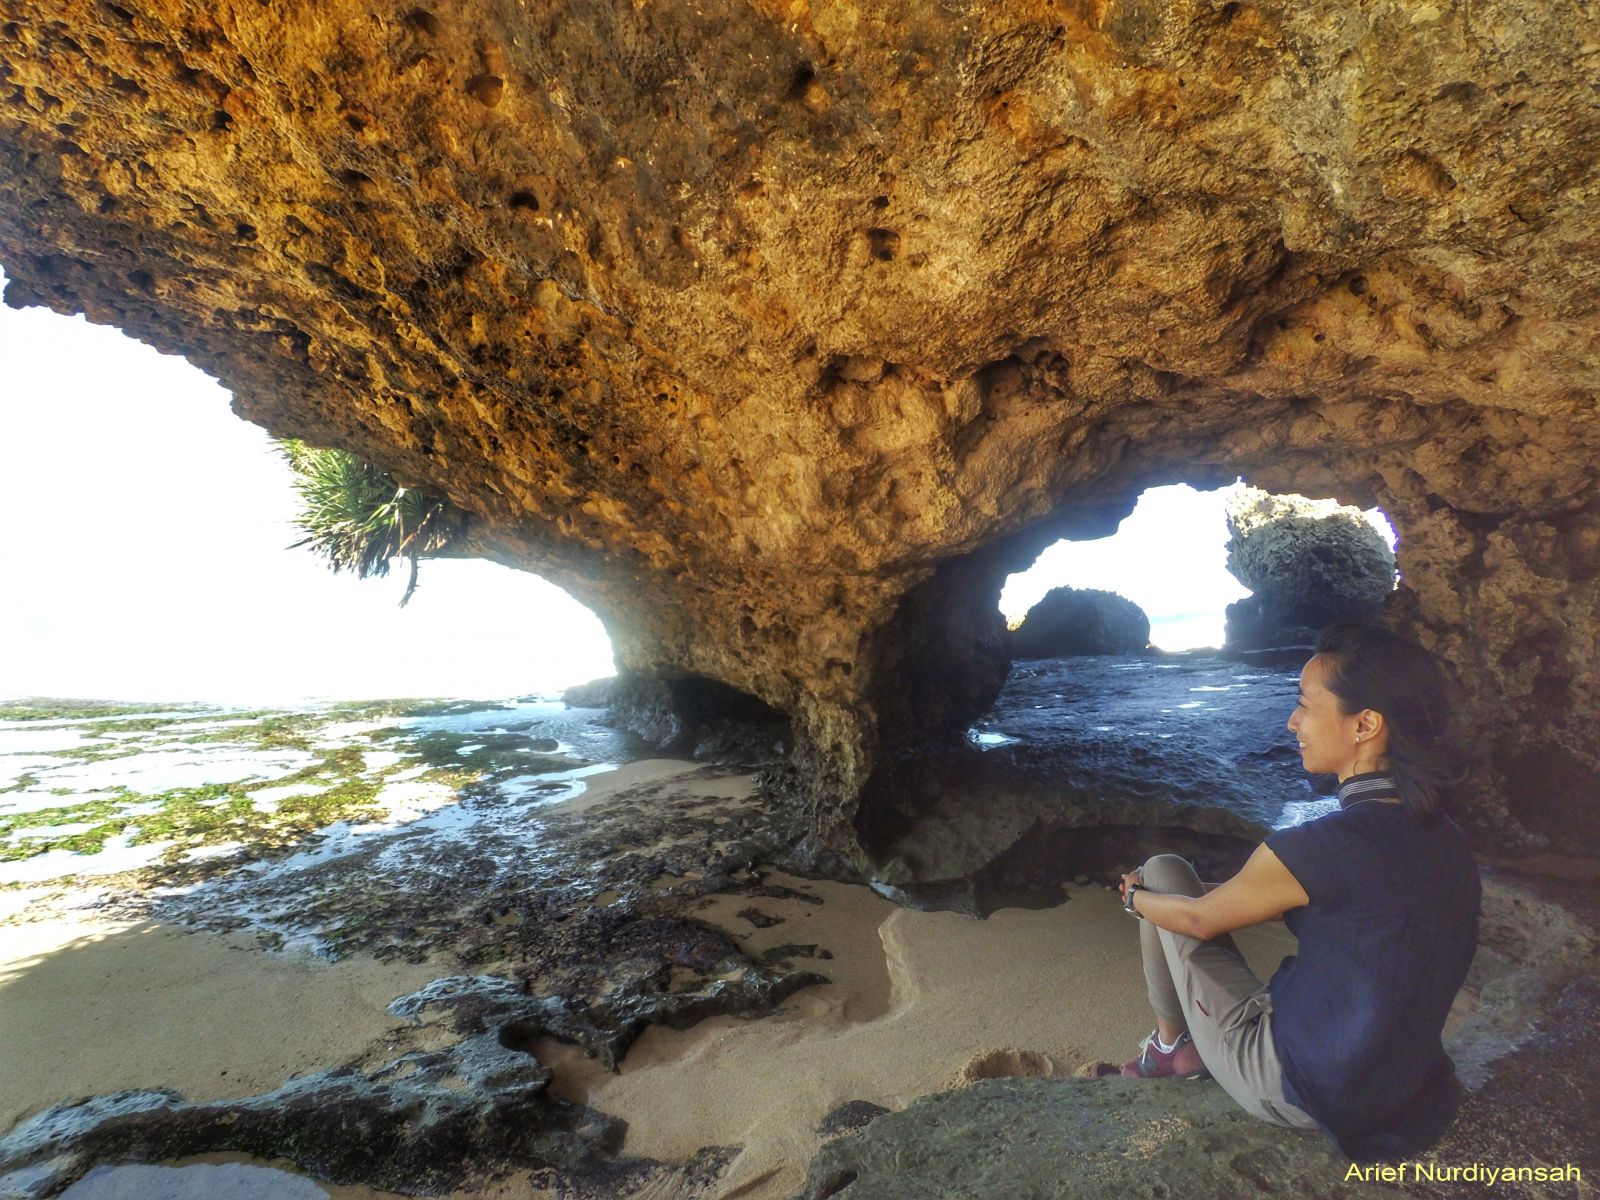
[[1222, 487, 1396, 651], [1010, 587, 1151, 658], [799, 1076, 1396, 1200]]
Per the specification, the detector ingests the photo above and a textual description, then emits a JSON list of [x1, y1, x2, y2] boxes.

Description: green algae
[[0, 795, 133, 861], [0, 699, 188, 722], [0, 697, 592, 880], [0, 745, 396, 864], [0, 783, 393, 865], [416, 765, 482, 789]]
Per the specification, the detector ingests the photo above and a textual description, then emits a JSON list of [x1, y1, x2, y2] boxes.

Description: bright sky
[[0, 266, 1397, 704], [1000, 483, 1254, 648], [1002, 486, 1398, 649], [0, 268, 615, 705]]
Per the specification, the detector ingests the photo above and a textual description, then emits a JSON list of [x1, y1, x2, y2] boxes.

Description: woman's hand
[[1119, 867, 1144, 903]]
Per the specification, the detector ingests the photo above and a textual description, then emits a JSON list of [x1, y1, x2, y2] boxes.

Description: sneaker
[[1120, 1029, 1211, 1080]]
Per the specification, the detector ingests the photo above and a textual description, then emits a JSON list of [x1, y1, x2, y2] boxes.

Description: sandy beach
[[1, 757, 1301, 1200]]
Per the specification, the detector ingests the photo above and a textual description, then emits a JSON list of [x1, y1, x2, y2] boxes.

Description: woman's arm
[[1126, 844, 1310, 940]]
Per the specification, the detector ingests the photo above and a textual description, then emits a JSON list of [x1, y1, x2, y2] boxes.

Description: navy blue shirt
[[1264, 776, 1481, 1162]]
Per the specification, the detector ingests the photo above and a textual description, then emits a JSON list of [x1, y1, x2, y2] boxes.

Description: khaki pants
[[1139, 853, 1321, 1130]]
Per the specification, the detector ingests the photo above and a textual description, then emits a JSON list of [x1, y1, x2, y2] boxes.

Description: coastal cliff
[[2, 0, 1597, 861]]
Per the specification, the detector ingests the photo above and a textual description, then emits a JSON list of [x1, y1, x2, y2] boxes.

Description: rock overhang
[[2, 0, 1597, 859]]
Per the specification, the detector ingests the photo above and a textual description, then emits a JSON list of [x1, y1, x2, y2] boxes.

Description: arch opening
[[855, 479, 1406, 914]]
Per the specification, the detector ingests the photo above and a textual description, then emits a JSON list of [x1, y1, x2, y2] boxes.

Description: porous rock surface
[[1222, 485, 1396, 650], [1010, 585, 1151, 657], [798, 1075, 1406, 1200], [3, 0, 1598, 859]]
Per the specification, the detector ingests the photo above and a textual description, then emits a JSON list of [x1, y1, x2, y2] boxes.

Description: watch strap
[[1124, 883, 1145, 917]]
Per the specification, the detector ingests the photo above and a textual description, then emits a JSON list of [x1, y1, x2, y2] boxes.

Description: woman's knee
[[1141, 853, 1202, 895]]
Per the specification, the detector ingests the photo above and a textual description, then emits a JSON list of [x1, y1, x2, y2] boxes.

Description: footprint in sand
[[949, 1046, 1076, 1088]]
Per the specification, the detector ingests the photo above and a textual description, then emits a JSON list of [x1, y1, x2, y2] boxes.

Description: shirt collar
[[1338, 772, 1402, 809]]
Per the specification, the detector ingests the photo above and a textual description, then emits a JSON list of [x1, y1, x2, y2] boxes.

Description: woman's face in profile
[[1287, 654, 1360, 778]]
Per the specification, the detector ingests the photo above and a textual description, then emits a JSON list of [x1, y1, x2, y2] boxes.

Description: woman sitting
[[1113, 619, 1481, 1162]]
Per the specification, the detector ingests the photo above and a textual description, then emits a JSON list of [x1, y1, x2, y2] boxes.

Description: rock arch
[[3, 0, 1595, 863]]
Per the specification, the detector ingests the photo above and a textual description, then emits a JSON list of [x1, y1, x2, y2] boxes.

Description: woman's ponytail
[[1314, 621, 1467, 824]]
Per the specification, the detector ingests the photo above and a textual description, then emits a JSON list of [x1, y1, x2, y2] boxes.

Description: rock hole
[[1347, 274, 1368, 295], [404, 8, 438, 35], [336, 168, 373, 187], [509, 190, 539, 210], [814, 1169, 858, 1199], [788, 62, 815, 99], [235, 222, 257, 240], [497, 1018, 543, 1056], [211, 109, 232, 131], [1218, 1, 1240, 21], [870, 195, 889, 209], [345, 112, 368, 132], [867, 228, 899, 262], [109, 73, 145, 97], [103, 4, 133, 23], [0, 22, 18, 38], [1312, 332, 1325, 343], [466, 74, 503, 108], [1435, 81, 1482, 104], [129, 269, 154, 293]]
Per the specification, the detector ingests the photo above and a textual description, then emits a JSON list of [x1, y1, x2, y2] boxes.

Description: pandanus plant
[[276, 439, 468, 606]]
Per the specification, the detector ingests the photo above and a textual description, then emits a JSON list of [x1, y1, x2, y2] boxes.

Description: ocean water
[[967, 649, 1336, 832]]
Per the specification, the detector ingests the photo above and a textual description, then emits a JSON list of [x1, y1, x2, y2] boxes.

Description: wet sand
[[532, 868, 1297, 1199], [0, 759, 709, 1132], [2, 758, 1299, 1200], [0, 916, 443, 1133]]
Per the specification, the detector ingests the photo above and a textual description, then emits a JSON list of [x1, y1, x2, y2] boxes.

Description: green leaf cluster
[[276, 439, 468, 606]]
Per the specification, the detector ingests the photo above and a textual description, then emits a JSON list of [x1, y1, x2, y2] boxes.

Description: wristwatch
[[1123, 883, 1145, 918]]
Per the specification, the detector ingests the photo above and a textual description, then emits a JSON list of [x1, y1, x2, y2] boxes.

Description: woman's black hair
[[1314, 620, 1467, 824]]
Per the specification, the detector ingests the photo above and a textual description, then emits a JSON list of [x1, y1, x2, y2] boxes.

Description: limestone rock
[[3, 0, 1598, 857], [1011, 586, 1151, 657], [797, 1075, 1405, 1200], [1222, 486, 1396, 650], [0, 1030, 621, 1197], [563, 670, 791, 765]]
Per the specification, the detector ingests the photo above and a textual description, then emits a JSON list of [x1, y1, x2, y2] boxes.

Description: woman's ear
[[1355, 709, 1386, 743]]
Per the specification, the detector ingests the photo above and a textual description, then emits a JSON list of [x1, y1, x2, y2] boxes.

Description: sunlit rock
[[2, 0, 1597, 857], [1222, 486, 1395, 651]]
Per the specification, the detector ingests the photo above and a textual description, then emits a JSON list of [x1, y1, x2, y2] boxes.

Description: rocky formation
[[563, 671, 792, 766], [1222, 486, 1396, 651], [800, 1076, 1399, 1200], [1011, 586, 1151, 657], [0, 1030, 624, 1198], [3, 0, 1598, 858]]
